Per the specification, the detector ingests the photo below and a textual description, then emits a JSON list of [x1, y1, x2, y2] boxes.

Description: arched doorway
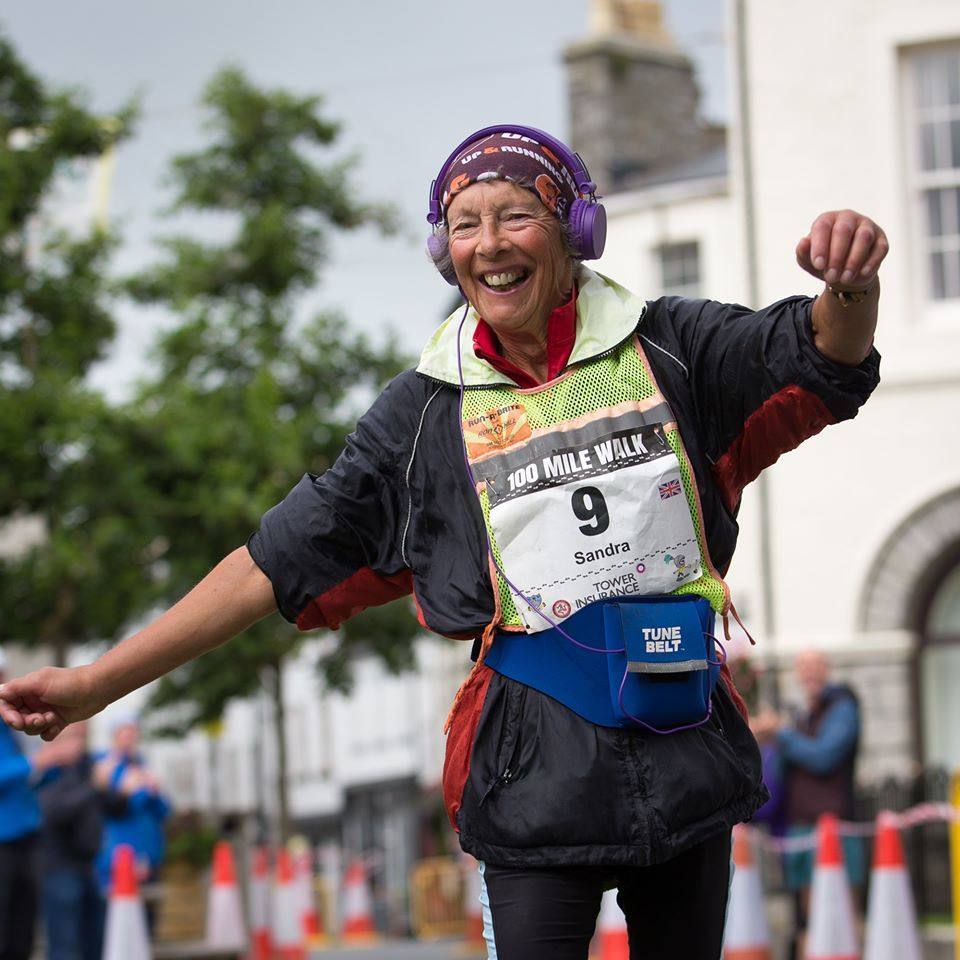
[[918, 548, 960, 769], [859, 487, 960, 766]]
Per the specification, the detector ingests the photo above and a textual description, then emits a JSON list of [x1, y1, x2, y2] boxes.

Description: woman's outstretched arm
[[0, 545, 276, 740]]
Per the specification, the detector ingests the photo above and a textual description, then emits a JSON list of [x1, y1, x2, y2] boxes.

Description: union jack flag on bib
[[659, 480, 681, 500]]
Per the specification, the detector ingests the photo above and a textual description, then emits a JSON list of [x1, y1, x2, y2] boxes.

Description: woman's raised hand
[[796, 209, 889, 290], [0, 665, 104, 741]]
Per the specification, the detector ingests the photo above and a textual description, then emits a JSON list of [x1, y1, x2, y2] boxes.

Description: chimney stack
[[564, 0, 716, 193]]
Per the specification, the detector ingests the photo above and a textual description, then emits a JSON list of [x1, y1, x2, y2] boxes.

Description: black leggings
[[480, 830, 732, 960]]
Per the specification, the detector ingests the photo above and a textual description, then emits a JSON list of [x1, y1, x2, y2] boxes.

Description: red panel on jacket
[[711, 384, 835, 513], [296, 567, 412, 631], [443, 664, 495, 831]]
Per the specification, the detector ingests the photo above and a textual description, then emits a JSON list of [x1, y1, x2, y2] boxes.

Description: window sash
[[908, 45, 960, 303], [659, 241, 701, 298]]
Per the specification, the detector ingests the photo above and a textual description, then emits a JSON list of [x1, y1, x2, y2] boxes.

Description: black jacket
[[249, 269, 880, 866], [37, 755, 126, 873]]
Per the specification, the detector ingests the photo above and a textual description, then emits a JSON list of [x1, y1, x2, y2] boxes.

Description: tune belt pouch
[[601, 596, 718, 730], [483, 595, 720, 731]]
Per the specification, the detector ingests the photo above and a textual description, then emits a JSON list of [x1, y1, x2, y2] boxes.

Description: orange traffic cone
[[289, 836, 326, 947], [102, 844, 150, 960], [205, 841, 247, 951], [340, 858, 378, 943], [806, 814, 859, 960], [596, 888, 629, 960], [863, 813, 921, 960], [247, 846, 272, 960], [272, 849, 305, 960], [460, 854, 486, 956], [723, 826, 771, 960]]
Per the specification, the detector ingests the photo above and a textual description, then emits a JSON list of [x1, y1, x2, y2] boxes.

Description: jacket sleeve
[[40, 772, 98, 827], [652, 295, 881, 512], [778, 697, 860, 774], [0, 752, 30, 792], [247, 371, 419, 631]]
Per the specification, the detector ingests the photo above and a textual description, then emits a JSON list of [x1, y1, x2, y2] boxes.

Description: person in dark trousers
[[754, 649, 862, 959], [0, 124, 888, 959], [0, 649, 63, 960], [37, 720, 126, 960]]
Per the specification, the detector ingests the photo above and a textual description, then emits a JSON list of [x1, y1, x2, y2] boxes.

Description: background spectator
[[754, 649, 863, 960], [36, 721, 127, 960], [93, 715, 170, 929], [0, 649, 62, 960]]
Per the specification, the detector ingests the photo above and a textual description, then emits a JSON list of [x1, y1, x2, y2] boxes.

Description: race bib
[[471, 406, 701, 632]]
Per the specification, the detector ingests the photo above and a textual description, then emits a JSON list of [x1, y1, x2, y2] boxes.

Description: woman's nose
[[477, 217, 508, 256]]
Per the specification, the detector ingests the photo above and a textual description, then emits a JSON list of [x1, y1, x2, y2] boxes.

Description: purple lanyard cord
[[455, 304, 724, 734]]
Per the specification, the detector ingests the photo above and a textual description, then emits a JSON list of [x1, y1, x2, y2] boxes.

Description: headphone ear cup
[[427, 233, 460, 286], [567, 199, 607, 261]]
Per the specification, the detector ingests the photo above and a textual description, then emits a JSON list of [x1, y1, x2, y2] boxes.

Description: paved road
[[309, 940, 483, 960]]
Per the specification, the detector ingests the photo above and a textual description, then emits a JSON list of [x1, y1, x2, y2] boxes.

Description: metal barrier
[[855, 766, 954, 917], [408, 856, 465, 940]]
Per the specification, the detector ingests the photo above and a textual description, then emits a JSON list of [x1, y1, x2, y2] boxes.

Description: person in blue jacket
[[754, 649, 863, 958], [92, 716, 170, 900], [0, 649, 65, 960]]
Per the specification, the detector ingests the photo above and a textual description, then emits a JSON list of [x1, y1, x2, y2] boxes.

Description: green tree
[[0, 33, 143, 666], [128, 67, 418, 838]]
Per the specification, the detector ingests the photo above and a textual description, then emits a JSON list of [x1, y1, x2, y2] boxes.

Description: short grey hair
[[428, 216, 582, 281]]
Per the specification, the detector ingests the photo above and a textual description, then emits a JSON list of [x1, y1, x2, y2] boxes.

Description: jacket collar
[[416, 266, 646, 387]]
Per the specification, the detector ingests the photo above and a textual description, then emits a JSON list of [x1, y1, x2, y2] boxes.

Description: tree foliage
[[0, 32, 142, 663], [130, 67, 418, 738], [0, 45, 420, 835]]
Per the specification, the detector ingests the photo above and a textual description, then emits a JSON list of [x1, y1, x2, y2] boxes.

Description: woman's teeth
[[483, 270, 528, 289]]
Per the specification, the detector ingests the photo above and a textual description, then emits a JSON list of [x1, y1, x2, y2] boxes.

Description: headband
[[439, 131, 580, 219]]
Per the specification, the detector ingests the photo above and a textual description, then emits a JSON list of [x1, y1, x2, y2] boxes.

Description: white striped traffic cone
[[596, 888, 629, 960], [272, 849, 305, 960], [340, 858, 378, 943], [723, 825, 771, 960], [863, 813, 921, 960], [246, 846, 272, 960], [806, 814, 859, 960], [289, 836, 326, 947], [205, 841, 247, 951], [102, 844, 150, 960]]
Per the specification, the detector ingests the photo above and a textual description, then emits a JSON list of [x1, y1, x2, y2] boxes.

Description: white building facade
[[591, 0, 960, 779]]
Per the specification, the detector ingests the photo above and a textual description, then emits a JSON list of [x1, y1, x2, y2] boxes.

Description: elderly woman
[[0, 126, 885, 959]]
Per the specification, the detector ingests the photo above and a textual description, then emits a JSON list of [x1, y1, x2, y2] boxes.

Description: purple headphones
[[426, 124, 607, 286]]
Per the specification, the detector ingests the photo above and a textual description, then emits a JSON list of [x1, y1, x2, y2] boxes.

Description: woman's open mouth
[[480, 269, 530, 293]]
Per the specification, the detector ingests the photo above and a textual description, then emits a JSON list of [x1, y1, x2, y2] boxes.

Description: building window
[[908, 45, 960, 301], [658, 241, 700, 298], [921, 558, 960, 771]]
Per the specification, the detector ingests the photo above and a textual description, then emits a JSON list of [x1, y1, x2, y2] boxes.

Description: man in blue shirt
[[0, 650, 65, 960], [754, 649, 862, 960]]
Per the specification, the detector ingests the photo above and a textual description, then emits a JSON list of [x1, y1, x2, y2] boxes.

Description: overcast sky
[[2, 0, 726, 397]]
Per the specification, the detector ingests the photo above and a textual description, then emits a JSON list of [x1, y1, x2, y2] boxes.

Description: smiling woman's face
[[446, 179, 573, 339]]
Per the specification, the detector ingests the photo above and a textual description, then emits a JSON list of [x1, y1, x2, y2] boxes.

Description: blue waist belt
[[483, 595, 721, 732]]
